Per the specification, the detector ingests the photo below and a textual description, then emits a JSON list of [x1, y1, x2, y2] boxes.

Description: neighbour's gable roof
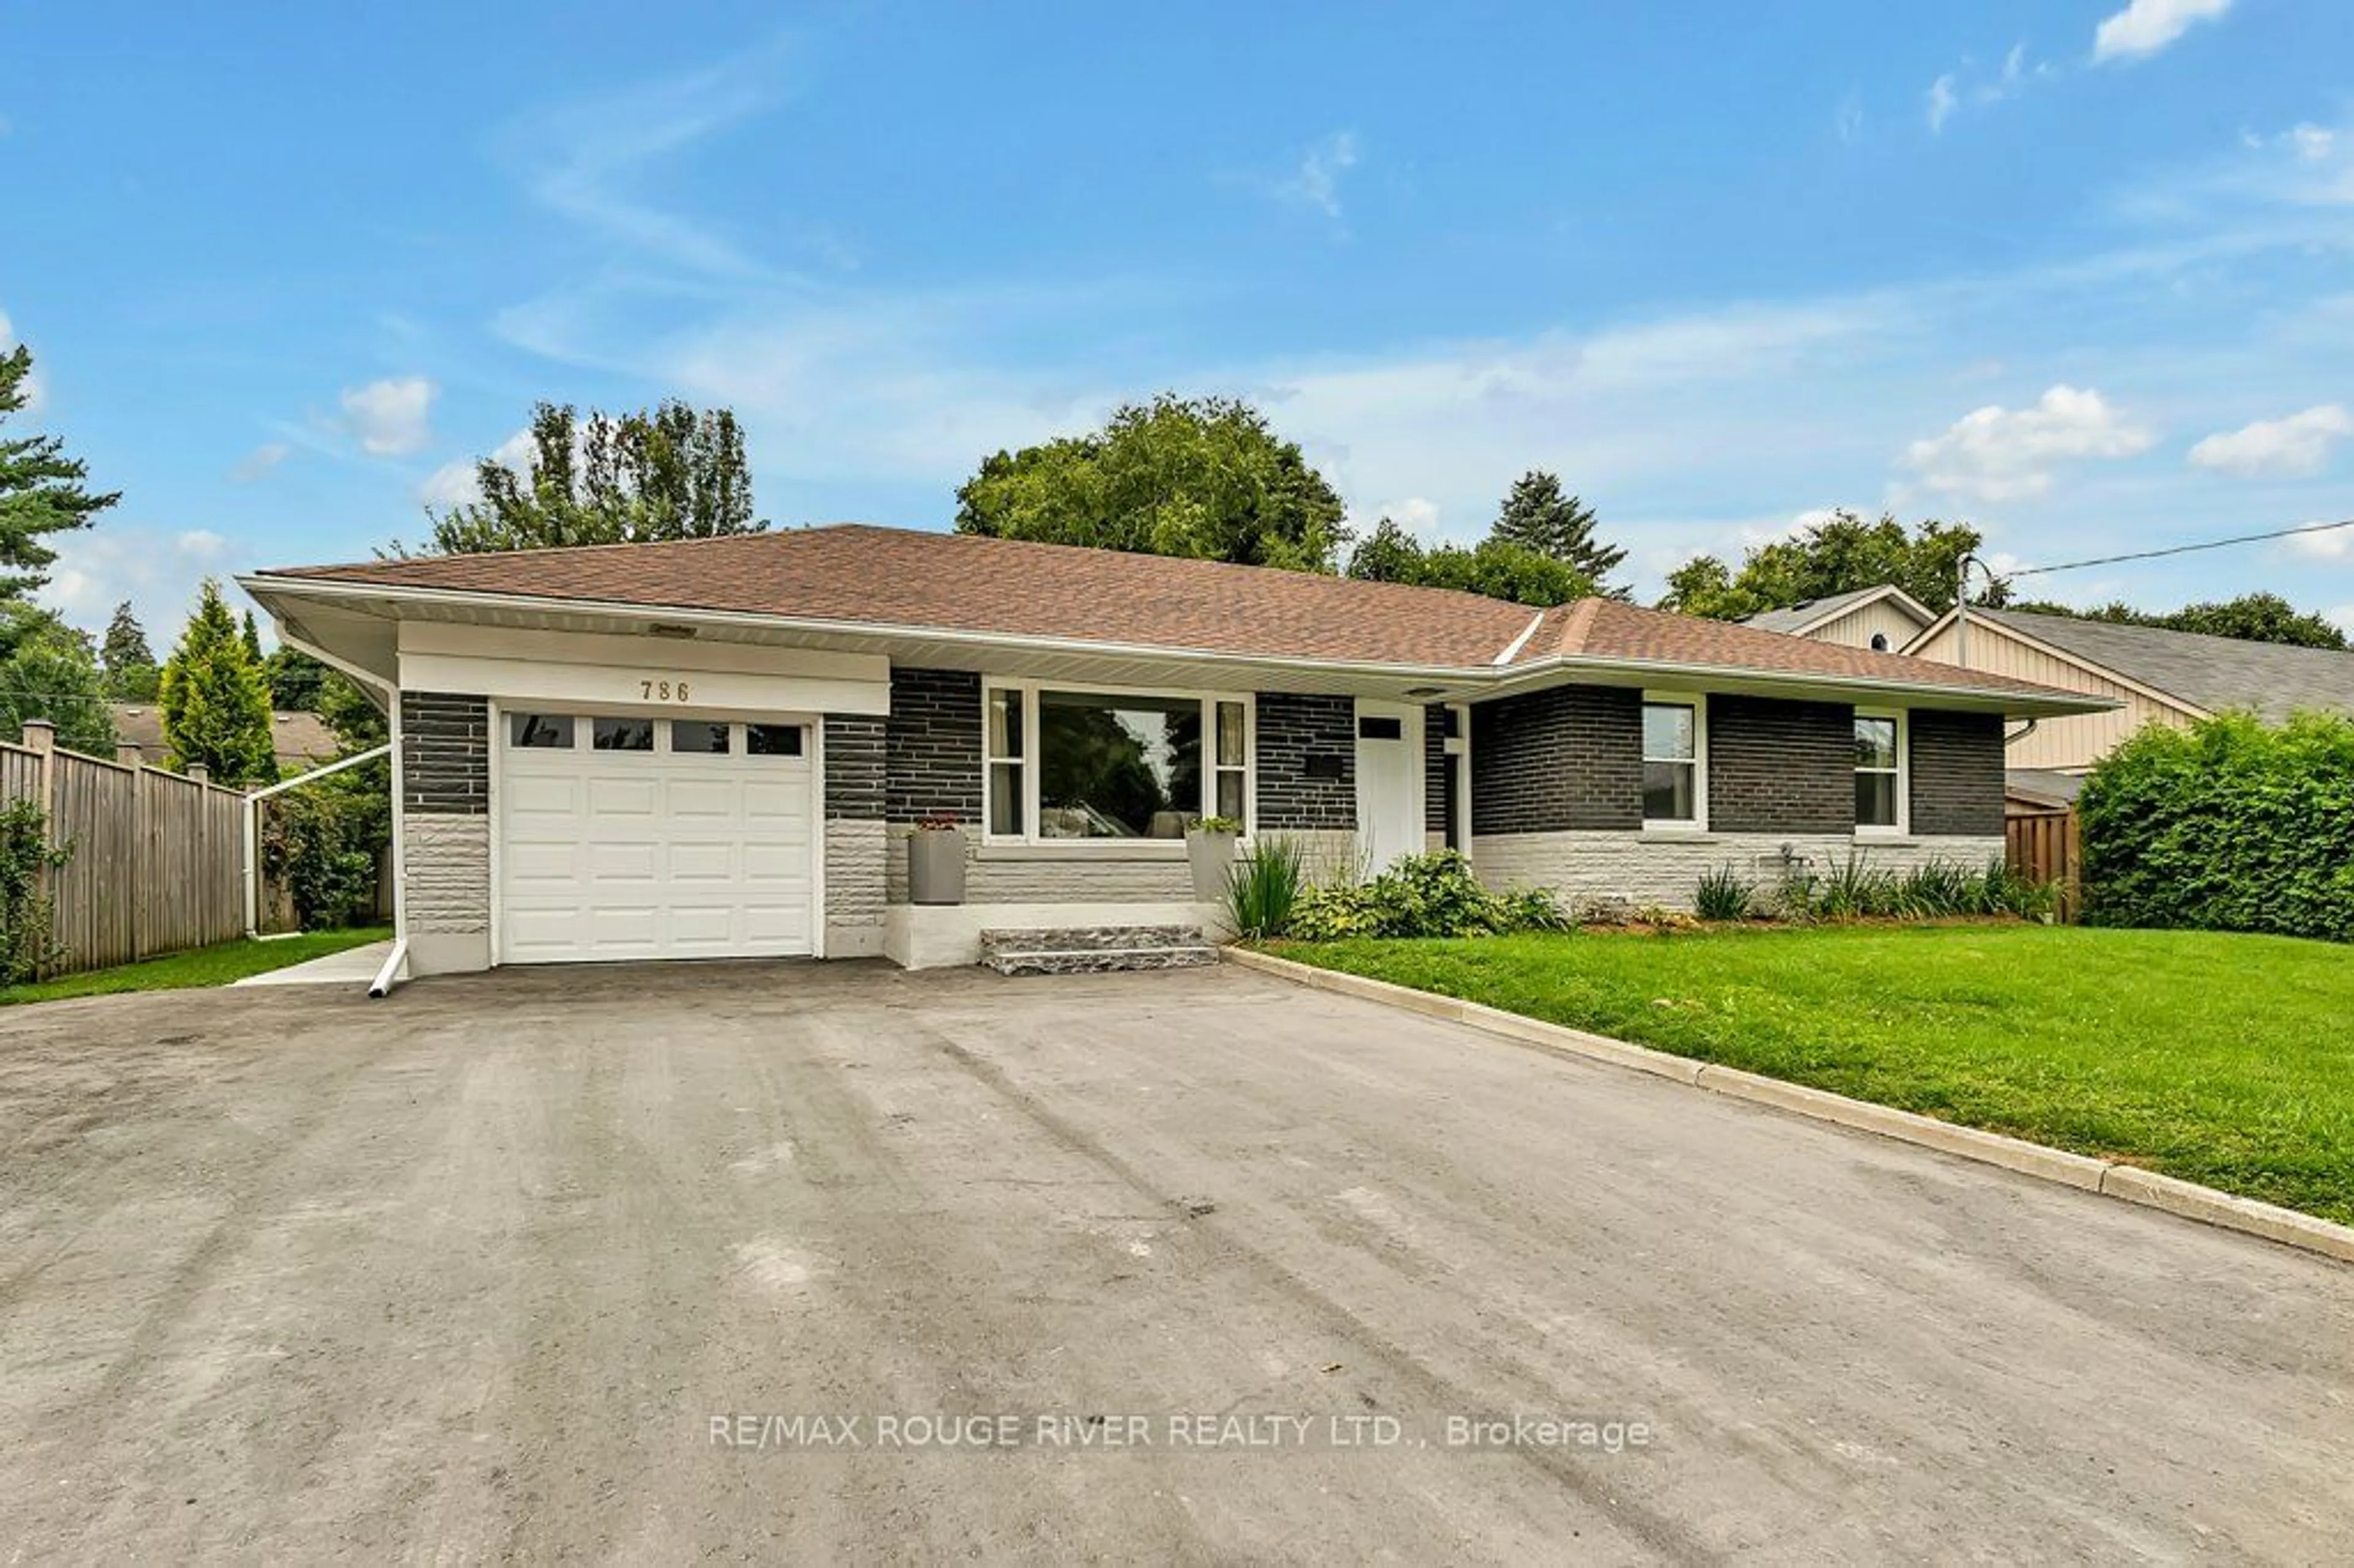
[[109, 703, 338, 771], [1961, 609, 2354, 723], [254, 523, 2087, 706], [1740, 584, 1933, 637]]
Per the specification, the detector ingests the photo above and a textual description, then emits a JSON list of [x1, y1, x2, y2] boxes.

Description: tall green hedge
[[2079, 712, 2354, 942]]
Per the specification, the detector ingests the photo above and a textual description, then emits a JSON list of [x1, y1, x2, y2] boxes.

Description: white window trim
[[1854, 706, 1909, 837], [1640, 690, 1708, 832], [979, 679, 1256, 850]]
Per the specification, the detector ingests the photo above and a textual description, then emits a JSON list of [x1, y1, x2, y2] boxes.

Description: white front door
[[498, 711, 817, 964], [1354, 699, 1424, 873]]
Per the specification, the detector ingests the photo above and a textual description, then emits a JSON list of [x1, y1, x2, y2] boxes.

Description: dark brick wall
[[400, 692, 487, 815], [824, 715, 886, 820], [1911, 709, 2006, 836], [1255, 692, 1355, 831], [1425, 704, 1452, 838], [884, 668, 982, 825], [1471, 684, 1642, 834], [1709, 696, 1853, 834]]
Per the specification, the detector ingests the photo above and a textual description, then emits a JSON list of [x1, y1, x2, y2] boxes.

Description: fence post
[[117, 744, 147, 959], [21, 722, 56, 976]]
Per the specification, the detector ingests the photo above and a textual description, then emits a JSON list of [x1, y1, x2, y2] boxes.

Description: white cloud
[[1276, 132, 1359, 219], [1902, 386, 2155, 501], [340, 376, 435, 456], [2189, 404, 2353, 478], [40, 527, 240, 642], [1374, 497, 1443, 539], [418, 427, 537, 508], [2291, 123, 2336, 162], [2093, 0, 2233, 64], [228, 442, 291, 482], [2283, 522, 2354, 561], [1835, 92, 1864, 144], [1925, 75, 1959, 134], [1925, 42, 2050, 135], [505, 37, 791, 281]]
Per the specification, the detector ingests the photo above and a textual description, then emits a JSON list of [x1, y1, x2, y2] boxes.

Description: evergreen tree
[[1489, 471, 1626, 593], [100, 600, 161, 701], [160, 579, 276, 785], [0, 341, 118, 597], [264, 644, 330, 710], [241, 609, 265, 663]]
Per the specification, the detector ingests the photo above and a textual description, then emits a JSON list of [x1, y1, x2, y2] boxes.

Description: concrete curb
[[1221, 945, 2354, 1267]]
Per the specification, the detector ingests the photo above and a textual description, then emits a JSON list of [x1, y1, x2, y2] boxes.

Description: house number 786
[[641, 679, 691, 702]]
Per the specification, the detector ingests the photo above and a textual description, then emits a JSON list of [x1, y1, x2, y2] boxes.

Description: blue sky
[[5, 0, 2352, 642]]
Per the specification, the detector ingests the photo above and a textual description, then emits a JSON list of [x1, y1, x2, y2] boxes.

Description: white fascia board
[[1485, 654, 2119, 718]]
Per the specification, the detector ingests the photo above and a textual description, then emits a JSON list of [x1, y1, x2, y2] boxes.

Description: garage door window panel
[[746, 723, 804, 757], [593, 717, 655, 752], [672, 720, 731, 755], [511, 714, 575, 749]]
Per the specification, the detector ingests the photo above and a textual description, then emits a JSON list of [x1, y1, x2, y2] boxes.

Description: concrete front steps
[[978, 924, 1221, 977]]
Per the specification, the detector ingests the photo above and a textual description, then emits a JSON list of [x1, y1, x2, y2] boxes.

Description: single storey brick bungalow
[[241, 525, 2109, 975]]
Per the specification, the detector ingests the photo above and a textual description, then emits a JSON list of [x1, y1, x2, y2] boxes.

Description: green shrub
[[259, 758, 390, 931], [1694, 864, 1754, 921], [2079, 712, 2354, 941], [1225, 832, 1306, 939], [0, 797, 71, 985], [1289, 850, 1567, 940]]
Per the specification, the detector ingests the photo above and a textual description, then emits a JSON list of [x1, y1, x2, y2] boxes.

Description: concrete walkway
[[230, 938, 394, 988]]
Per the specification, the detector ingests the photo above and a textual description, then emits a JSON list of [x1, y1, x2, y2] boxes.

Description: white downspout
[[243, 742, 394, 937]]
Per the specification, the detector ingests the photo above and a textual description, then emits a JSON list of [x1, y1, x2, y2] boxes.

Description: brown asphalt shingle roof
[[258, 523, 2081, 702]]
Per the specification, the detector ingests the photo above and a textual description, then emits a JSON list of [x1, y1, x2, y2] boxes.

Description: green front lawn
[[1, 927, 393, 1005], [1281, 924, 2354, 1225]]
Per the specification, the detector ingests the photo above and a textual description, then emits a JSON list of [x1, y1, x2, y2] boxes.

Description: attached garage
[[497, 711, 818, 964]]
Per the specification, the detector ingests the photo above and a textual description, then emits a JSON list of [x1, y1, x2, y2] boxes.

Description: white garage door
[[498, 712, 817, 964]]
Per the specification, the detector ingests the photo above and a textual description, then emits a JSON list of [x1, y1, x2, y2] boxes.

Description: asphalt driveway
[[3, 961, 2350, 1561]]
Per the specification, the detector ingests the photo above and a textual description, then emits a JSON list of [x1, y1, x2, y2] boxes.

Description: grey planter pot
[[1186, 831, 1239, 902], [908, 829, 967, 905]]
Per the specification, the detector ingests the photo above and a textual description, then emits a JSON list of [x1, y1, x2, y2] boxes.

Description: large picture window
[[1854, 710, 1906, 832], [1642, 695, 1705, 828], [983, 685, 1251, 843]]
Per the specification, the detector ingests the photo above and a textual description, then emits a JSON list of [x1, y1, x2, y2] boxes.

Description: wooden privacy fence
[[4, 721, 247, 976], [2005, 809, 2082, 923]]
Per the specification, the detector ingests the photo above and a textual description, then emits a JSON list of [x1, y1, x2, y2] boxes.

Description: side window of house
[[1641, 699, 1702, 826], [1855, 712, 1903, 831]]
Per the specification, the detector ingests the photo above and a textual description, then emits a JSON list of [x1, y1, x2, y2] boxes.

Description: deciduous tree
[[1660, 511, 1999, 620], [956, 395, 1349, 573], [409, 400, 764, 554], [1346, 517, 1596, 607]]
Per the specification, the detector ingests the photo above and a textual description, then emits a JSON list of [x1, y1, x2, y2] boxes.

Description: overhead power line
[[1999, 516, 2354, 581]]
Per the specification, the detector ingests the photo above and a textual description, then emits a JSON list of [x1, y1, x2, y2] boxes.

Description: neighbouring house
[[1740, 585, 1937, 654], [108, 702, 339, 776], [1903, 606, 2354, 778], [240, 525, 2108, 975]]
